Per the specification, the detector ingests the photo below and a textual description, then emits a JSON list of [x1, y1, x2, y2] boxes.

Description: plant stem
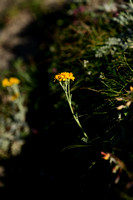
[[60, 81, 88, 141]]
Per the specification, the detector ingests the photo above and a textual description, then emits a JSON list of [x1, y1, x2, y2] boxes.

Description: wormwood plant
[[54, 72, 88, 142], [48, 1, 133, 198], [2, 77, 26, 121], [0, 77, 29, 157], [95, 0, 133, 58]]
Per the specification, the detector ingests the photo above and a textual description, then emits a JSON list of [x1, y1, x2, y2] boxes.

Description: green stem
[[60, 81, 88, 141]]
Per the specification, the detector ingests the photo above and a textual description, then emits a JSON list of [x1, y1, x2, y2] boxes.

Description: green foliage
[[95, 37, 127, 57], [48, 1, 133, 198], [95, 1, 133, 57], [0, 0, 133, 198]]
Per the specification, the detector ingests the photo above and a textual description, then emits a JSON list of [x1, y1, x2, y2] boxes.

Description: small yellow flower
[[54, 72, 75, 82], [9, 77, 20, 85], [2, 77, 20, 87], [2, 78, 11, 87]]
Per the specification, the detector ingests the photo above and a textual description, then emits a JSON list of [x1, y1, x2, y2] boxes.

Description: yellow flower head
[[54, 72, 75, 82], [2, 77, 20, 87], [2, 78, 11, 87], [9, 77, 20, 85]]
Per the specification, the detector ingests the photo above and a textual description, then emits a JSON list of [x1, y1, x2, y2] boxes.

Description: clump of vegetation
[[48, 0, 133, 199], [0, 0, 133, 199], [0, 58, 36, 159]]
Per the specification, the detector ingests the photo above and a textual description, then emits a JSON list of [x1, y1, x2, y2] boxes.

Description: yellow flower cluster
[[54, 72, 75, 82], [2, 77, 20, 87]]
